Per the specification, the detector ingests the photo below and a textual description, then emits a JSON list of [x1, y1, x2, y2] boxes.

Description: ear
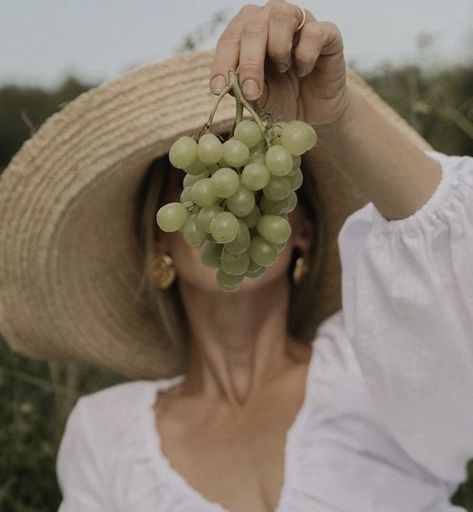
[[152, 233, 170, 257], [290, 209, 313, 254]]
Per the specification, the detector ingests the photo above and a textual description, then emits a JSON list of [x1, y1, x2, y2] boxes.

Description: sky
[[1, 0, 472, 88]]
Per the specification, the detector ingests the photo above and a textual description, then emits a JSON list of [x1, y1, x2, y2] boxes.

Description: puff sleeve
[[337, 150, 473, 486], [56, 398, 107, 511]]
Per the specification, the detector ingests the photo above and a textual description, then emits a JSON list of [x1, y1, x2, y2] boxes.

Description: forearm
[[311, 83, 442, 221]]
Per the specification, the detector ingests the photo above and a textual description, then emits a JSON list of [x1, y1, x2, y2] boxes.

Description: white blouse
[[56, 150, 473, 511]]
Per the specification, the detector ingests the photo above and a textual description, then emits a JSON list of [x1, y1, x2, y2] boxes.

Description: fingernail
[[276, 62, 290, 73], [242, 79, 260, 99], [210, 75, 226, 94], [297, 66, 311, 77]]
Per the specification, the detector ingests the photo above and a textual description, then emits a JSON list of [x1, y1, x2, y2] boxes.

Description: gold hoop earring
[[151, 252, 176, 289], [292, 255, 308, 285]]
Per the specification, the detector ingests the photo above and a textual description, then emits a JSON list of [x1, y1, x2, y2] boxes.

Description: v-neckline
[[141, 338, 317, 512]]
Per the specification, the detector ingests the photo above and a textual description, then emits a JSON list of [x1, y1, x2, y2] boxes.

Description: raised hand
[[209, 0, 350, 127]]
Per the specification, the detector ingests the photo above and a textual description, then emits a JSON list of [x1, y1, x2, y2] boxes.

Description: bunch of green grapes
[[156, 118, 317, 292]]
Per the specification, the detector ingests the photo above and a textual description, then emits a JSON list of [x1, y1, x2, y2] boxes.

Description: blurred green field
[[1, 60, 473, 510]]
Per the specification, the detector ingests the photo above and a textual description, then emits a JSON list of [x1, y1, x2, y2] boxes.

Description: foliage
[[0, 77, 92, 172], [0, 344, 123, 511], [362, 62, 473, 157], [1, 36, 473, 512]]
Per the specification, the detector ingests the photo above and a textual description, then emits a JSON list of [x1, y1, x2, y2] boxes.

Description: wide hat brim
[[0, 49, 432, 380]]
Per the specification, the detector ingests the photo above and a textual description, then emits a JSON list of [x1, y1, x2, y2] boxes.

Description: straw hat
[[0, 49, 432, 380]]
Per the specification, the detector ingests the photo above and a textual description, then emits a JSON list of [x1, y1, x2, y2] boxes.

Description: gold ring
[[294, 5, 306, 32]]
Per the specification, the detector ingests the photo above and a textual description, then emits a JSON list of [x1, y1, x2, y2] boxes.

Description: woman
[[0, 1, 472, 511]]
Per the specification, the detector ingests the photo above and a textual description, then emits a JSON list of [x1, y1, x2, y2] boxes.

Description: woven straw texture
[[0, 50, 432, 379]]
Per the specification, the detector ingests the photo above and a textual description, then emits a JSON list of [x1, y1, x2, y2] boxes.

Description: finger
[[293, 19, 344, 77], [267, 2, 303, 73], [238, 10, 269, 101], [209, 5, 259, 95]]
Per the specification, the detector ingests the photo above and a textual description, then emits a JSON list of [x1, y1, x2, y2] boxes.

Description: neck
[[177, 277, 298, 409]]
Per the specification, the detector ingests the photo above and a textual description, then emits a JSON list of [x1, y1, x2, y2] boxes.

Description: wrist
[[310, 84, 357, 146]]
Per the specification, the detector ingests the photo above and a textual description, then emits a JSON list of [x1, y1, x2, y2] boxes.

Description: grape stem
[[199, 83, 233, 138], [202, 69, 271, 149], [231, 98, 244, 137], [227, 70, 271, 149]]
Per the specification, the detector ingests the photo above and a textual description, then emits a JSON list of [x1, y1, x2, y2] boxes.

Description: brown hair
[[134, 150, 325, 373]]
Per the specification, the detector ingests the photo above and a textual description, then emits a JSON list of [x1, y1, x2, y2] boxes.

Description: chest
[[153, 381, 307, 512]]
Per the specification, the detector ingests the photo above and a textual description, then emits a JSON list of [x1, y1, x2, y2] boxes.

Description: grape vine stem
[[233, 97, 243, 136], [202, 69, 271, 149], [199, 82, 232, 139]]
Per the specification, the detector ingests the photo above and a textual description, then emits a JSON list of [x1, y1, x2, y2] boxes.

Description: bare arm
[[209, 1, 441, 222], [312, 84, 442, 221]]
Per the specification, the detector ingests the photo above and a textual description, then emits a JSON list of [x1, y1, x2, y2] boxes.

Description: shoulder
[[77, 378, 159, 422], [58, 379, 165, 477], [70, 380, 159, 452], [57, 380, 164, 500], [78, 379, 157, 413]]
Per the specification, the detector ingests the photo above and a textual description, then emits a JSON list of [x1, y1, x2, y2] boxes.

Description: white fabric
[[56, 150, 473, 511]]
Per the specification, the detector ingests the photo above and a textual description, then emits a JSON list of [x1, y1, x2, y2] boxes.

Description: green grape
[[197, 133, 224, 165], [218, 282, 240, 291], [207, 164, 220, 175], [248, 236, 278, 266], [245, 261, 266, 279], [200, 240, 223, 268], [288, 168, 303, 191], [247, 259, 262, 272], [245, 267, 266, 279], [182, 213, 207, 245], [281, 120, 317, 155], [241, 162, 270, 191], [210, 211, 240, 243], [210, 167, 240, 198], [286, 191, 298, 213], [216, 268, 244, 291], [180, 186, 193, 204], [156, 202, 189, 232], [251, 139, 266, 154], [233, 119, 263, 148], [265, 145, 293, 176], [183, 170, 209, 187], [256, 214, 292, 245], [219, 282, 241, 292], [290, 154, 301, 174], [268, 124, 283, 145], [262, 176, 291, 201], [225, 219, 251, 254], [171, 111, 311, 281], [260, 194, 290, 215], [221, 248, 250, 275], [222, 138, 250, 168], [196, 204, 224, 233], [248, 151, 265, 165], [241, 204, 261, 228], [191, 178, 218, 208], [169, 136, 197, 170], [275, 242, 287, 254], [184, 154, 207, 175], [226, 184, 256, 217]]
